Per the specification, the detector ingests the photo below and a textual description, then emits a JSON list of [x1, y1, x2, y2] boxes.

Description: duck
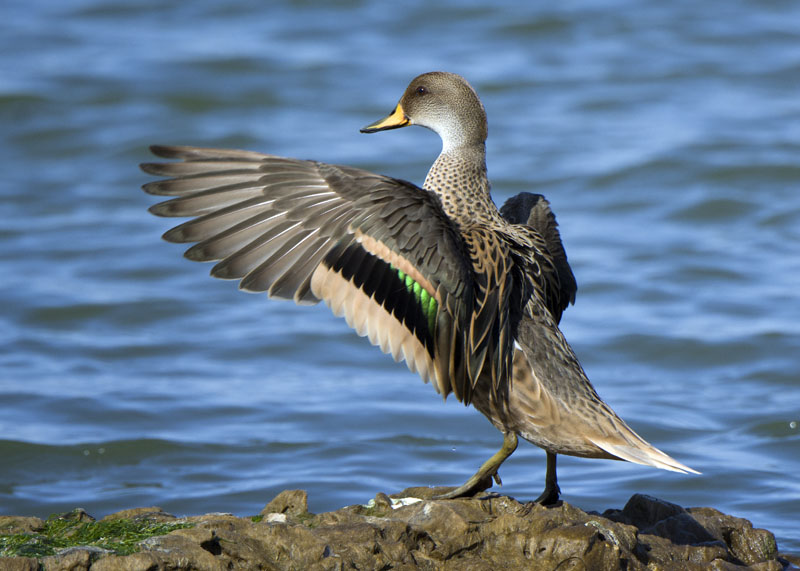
[[141, 71, 697, 504]]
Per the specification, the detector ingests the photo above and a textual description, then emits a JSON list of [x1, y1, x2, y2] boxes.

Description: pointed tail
[[589, 433, 700, 474]]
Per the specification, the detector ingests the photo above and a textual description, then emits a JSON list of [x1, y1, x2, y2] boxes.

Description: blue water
[[2, 0, 799, 553]]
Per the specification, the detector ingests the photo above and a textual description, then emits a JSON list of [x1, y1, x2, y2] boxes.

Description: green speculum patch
[[393, 265, 438, 334]]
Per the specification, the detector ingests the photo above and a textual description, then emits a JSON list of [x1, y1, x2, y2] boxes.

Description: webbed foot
[[433, 432, 518, 500]]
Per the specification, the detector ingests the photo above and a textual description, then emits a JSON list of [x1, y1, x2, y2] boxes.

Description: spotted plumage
[[141, 71, 697, 504]]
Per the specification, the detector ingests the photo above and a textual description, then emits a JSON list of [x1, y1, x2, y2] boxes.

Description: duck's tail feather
[[590, 436, 700, 474]]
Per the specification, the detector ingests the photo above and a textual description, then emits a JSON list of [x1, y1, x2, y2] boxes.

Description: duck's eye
[[415, 86, 427, 95]]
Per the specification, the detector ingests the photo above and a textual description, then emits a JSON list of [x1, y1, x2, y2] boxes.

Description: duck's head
[[361, 71, 488, 152]]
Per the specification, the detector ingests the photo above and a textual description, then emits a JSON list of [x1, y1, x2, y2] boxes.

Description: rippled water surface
[[3, 0, 799, 553]]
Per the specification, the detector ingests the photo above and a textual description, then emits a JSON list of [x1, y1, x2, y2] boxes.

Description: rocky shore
[[1, 487, 797, 570]]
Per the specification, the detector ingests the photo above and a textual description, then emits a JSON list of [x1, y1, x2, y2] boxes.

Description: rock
[[138, 527, 227, 571], [603, 494, 785, 568], [100, 507, 176, 524], [0, 492, 794, 569], [91, 551, 220, 571], [89, 553, 163, 571], [0, 517, 45, 535], [41, 547, 92, 571], [730, 525, 780, 566], [371, 491, 394, 511], [54, 509, 95, 524], [0, 557, 39, 571], [260, 489, 309, 519]]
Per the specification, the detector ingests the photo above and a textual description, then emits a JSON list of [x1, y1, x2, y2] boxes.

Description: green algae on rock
[[0, 507, 192, 559]]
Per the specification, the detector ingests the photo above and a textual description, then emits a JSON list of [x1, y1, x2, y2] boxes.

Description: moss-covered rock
[[0, 507, 193, 562]]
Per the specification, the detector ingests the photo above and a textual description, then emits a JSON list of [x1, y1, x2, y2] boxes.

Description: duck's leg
[[533, 451, 560, 505], [433, 431, 518, 500]]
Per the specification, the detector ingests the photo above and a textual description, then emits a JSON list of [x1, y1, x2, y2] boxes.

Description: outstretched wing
[[499, 192, 576, 324], [142, 145, 486, 401]]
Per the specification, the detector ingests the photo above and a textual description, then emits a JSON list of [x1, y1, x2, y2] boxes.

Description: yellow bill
[[360, 104, 410, 133]]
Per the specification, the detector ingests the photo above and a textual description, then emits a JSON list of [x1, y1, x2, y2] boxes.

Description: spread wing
[[142, 145, 499, 402]]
